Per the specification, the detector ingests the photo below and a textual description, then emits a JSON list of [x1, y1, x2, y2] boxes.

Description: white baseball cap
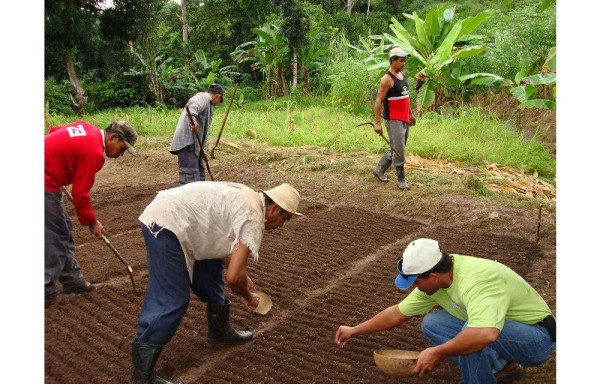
[[394, 238, 443, 290], [389, 47, 411, 59]]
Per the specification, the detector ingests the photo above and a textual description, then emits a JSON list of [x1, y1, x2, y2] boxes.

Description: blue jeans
[[137, 223, 226, 345], [421, 310, 555, 384]]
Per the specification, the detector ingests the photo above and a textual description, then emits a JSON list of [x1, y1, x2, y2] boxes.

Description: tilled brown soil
[[45, 148, 556, 383]]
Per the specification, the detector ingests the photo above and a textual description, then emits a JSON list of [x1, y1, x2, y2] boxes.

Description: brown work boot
[[63, 281, 104, 295], [495, 362, 526, 383]]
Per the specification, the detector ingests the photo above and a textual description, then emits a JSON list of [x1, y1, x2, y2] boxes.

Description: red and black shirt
[[382, 71, 411, 124]]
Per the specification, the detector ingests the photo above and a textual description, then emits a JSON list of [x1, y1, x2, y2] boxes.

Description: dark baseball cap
[[109, 121, 138, 156], [207, 83, 225, 102]]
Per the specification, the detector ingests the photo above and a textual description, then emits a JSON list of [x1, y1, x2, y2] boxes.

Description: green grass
[[46, 96, 555, 179], [413, 108, 555, 179]]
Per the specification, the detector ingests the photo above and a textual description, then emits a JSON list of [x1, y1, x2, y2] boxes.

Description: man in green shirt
[[335, 238, 555, 383]]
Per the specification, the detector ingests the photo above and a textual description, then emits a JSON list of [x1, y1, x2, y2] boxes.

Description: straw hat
[[262, 183, 303, 216]]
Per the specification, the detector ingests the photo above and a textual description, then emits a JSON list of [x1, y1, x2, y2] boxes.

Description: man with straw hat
[[131, 181, 302, 384]]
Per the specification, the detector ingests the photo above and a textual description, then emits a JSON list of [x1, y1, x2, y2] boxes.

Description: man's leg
[[422, 310, 505, 383], [373, 150, 393, 182], [422, 310, 554, 383], [421, 309, 464, 364], [45, 191, 70, 305], [137, 223, 191, 345], [176, 144, 204, 184], [190, 259, 226, 304], [57, 207, 90, 290], [191, 259, 253, 346], [385, 120, 410, 189], [133, 224, 188, 384], [487, 319, 556, 367]]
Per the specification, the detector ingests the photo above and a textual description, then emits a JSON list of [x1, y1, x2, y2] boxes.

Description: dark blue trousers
[[45, 191, 87, 299], [175, 144, 205, 184], [137, 223, 226, 345]]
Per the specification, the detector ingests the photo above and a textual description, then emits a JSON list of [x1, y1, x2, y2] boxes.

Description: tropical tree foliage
[[45, 0, 105, 114], [44, 0, 556, 113], [233, 24, 290, 97], [508, 47, 556, 109]]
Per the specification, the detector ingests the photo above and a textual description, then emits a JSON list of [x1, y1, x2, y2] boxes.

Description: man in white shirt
[[131, 181, 302, 384]]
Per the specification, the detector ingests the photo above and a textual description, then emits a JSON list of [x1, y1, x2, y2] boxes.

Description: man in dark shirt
[[372, 47, 416, 189]]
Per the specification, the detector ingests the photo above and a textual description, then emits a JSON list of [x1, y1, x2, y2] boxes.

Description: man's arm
[[335, 304, 410, 346], [224, 242, 259, 309], [187, 96, 210, 136], [414, 326, 500, 376], [71, 152, 106, 239], [373, 74, 392, 134]]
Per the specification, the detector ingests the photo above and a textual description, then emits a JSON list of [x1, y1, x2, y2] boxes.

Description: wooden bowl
[[373, 349, 419, 378], [252, 290, 272, 315]]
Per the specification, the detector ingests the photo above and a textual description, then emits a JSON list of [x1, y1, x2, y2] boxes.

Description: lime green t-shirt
[[398, 254, 552, 330]]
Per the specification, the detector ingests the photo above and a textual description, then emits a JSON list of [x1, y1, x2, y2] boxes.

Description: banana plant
[[298, 30, 330, 91], [460, 47, 556, 109], [186, 49, 239, 91], [125, 51, 180, 105], [232, 23, 290, 97], [509, 47, 556, 109], [366, 6, 493, 112]]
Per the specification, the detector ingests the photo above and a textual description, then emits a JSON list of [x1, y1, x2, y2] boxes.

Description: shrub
[[44, 78, 74, 115], [86, 75, 149, 110], [462, 0, 556, 80]]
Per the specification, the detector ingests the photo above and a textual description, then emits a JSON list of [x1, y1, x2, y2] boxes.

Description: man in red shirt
[[373, 47, 416, 189], [44, 120, 138, 308]]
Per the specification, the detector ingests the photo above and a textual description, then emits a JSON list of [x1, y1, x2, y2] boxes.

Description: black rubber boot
[[373, 156, 392, 182], [131, 338, 181, 384], [207, 299, 253, 346], [396, 165, 410, 190]]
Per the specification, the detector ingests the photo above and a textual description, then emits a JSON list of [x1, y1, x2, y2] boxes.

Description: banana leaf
[[520, 99, 555, 109], [459, 10, 493, 37], [390, 18, 419, 49], [413, 12, 433, 53], [543, 47, 556, 72], [520, 73, 556, 86], [424, 9, 441, 42], [416, 80, 435, 109], [366, 62, 390, 72], [451, 45, 486, 59], [383, 33, 426, 63], [459, 73, 510, 86], [431, 21, 462, 65], [509, 85, 537, 102]]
